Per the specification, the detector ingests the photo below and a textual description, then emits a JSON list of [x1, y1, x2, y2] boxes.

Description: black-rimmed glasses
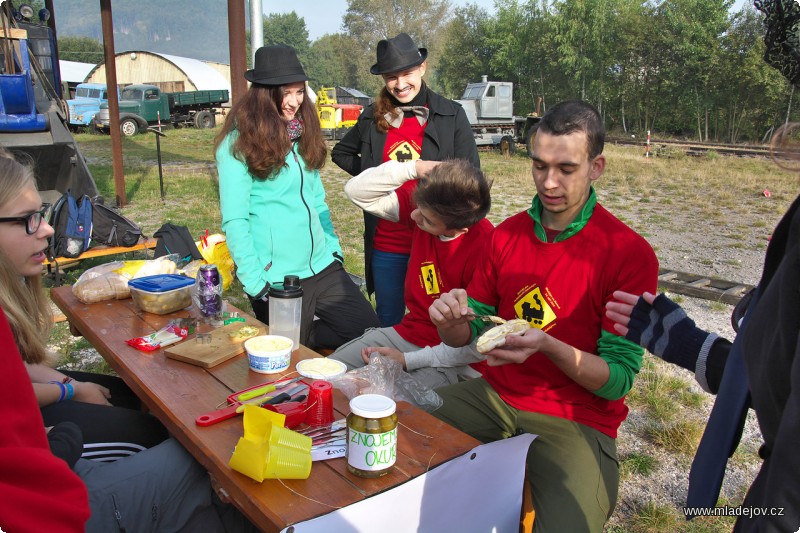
[[0, 203, 52, 235]]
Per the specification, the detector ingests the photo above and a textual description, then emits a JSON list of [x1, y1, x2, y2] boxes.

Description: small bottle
[[346, 394, 398, 478]]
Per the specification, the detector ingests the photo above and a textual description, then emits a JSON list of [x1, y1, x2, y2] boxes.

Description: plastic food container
[[244, 335, 293, 374], [296, 358, 347, 380], [128, 274, 195, 315]]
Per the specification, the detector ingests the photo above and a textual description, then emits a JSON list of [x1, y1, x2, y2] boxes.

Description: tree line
[[57, 0, 792, 143], [279, 0, 792, 144]]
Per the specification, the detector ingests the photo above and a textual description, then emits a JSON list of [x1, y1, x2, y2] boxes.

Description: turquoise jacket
[[216, 132, 342, 298]]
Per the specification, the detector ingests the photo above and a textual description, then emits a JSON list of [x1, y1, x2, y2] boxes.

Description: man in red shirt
[[429, 100, 659, 532]]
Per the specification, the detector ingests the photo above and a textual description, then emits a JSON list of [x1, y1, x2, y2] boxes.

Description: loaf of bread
[[73, 272, 130, 304], [476, 319, 530, 354]]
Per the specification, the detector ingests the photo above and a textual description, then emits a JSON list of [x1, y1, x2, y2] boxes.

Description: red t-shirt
[[0, 308, 90, 531], [392, 183, 494, 347], [374, 115, 426, 254], [468, 205, 658, 437]]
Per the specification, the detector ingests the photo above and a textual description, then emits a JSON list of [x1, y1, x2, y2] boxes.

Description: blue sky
[[265, 0, 752, 41]]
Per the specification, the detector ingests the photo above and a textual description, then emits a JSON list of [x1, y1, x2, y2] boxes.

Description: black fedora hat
[[244, 45, 308, 85], [370, 33, 428, 75]]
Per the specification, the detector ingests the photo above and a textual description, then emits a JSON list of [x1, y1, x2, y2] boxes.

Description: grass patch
[[647, 418, 704, 455], [620, 451, 658, 478], [628, 358, 705, 421], [709, 301, 728, 312], [629, 501, 680, 532]]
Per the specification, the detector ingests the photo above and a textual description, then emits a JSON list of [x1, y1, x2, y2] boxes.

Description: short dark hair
[[538, 100, 604, 159], [413, 159, 491, 229]]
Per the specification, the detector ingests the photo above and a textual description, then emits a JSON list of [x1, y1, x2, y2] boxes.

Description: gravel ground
[[593, 163, 791, 529]]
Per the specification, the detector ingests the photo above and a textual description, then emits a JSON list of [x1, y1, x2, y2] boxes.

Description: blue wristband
[[64, 381, 74, 401], [48, 380, 66, 402]]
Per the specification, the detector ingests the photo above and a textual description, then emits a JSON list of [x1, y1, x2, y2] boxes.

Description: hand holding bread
[[476, 319, 530, 354]]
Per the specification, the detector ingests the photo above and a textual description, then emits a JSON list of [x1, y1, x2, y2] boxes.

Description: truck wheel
[[120, 118, 139, 137], [194, 111, 215, 129], [499, 135, 516, 157], [525, 128, 537, 158]]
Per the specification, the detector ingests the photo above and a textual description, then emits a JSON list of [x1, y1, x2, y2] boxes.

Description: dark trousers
[[249, 262, 379, 351], [41, 371, 169, 461]]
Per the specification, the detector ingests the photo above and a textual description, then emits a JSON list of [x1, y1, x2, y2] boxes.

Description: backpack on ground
[[49, 190, 93, 259], [91, 197, 144, 247]]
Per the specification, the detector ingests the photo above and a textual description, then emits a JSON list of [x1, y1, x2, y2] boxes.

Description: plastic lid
[[128, 274, 195, 293], [268, 275, 303, 298], [349, 394, 396, 418]]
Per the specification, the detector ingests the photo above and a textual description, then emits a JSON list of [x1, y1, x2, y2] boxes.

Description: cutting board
[[164, 317, 267, 368]]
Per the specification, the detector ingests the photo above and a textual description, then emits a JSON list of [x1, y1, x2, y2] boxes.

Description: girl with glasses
[[0, 151, 168, 461]]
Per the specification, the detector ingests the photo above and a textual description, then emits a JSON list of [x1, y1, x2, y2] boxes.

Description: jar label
[[347, 427, 397, 471]]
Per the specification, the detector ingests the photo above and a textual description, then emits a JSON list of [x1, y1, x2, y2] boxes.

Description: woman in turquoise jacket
[[214, 45, 379, 350]]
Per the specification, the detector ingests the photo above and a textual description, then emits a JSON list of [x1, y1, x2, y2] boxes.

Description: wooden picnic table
[[50, 286, 482, 532]]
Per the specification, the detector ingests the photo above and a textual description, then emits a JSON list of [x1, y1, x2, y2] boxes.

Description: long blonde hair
[[0, 152, 53, 364]]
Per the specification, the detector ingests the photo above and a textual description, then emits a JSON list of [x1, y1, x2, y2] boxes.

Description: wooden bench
[[43, 237, 158, 285]]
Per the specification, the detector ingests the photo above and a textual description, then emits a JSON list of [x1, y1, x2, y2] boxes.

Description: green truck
[[93, 84, 229, 136]]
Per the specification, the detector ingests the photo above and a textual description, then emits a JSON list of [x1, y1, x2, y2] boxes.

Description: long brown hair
[[373, 87, 396, 134], [214, 83, 327, 179], [0, 153, 53, 364]]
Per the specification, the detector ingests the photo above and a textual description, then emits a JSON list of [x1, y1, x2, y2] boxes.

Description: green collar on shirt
[[527, 187, 597, 243]]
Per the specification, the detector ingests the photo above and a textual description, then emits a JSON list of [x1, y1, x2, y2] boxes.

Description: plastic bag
[[72, 261, 129, 303], [71, 257, 179, 304], [196, 232, 235, 290], [329, 355, 443, 412], [180, 259, 205, 279]]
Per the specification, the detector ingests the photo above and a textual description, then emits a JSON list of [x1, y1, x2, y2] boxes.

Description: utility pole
[[99, 0, 125, 206], [228, 1, 247, 106], [250, 0, 263, 65]]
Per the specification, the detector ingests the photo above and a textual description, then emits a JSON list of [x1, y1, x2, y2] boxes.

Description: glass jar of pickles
[[346, 394, 398, 478]]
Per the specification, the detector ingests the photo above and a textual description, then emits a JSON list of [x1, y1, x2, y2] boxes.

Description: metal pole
[[227, 0, 247, 107], [250, 0, 263, 65], [147, 126, 166, 199], [156, 133, 164, 199], [100, 0, 126, 206]]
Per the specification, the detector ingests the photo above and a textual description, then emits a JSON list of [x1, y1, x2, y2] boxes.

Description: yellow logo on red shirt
[[388, 141, 421, 162], [514, 286, 556, 329], [420, 262, 440, 296]]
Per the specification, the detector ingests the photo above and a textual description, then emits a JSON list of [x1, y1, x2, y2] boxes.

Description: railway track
[[657, 268, 753, 305], [606, 136, 800, 159]]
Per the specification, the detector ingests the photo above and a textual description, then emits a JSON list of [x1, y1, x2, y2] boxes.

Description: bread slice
[[476, 319, 530, 354], [228, 325, 260, 343]]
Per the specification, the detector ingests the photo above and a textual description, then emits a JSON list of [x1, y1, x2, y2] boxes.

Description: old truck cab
[[67, 83, 117, 127], [94, 84, 170, 136]]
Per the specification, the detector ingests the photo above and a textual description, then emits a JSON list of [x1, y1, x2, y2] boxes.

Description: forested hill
[[55, 1, 231, 63]]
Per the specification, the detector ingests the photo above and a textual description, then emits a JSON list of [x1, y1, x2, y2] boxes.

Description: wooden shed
[[85, 51, 231, 99]]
